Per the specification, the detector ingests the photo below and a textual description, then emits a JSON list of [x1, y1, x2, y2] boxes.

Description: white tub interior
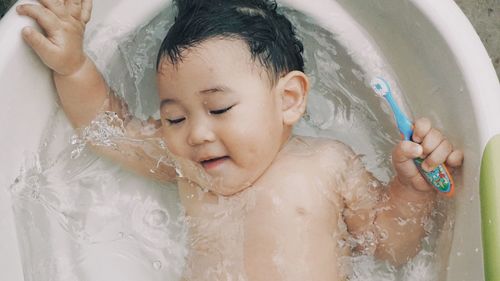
[[1, 0, 499, 280]]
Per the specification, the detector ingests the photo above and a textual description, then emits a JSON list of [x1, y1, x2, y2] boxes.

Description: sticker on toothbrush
[[414, 158, 453, 194]]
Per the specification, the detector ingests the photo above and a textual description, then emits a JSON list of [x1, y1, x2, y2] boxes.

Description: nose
[[187, 118, 216, 146]]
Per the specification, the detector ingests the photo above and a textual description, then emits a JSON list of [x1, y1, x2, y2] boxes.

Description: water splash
[[70, 111, 126, 159]]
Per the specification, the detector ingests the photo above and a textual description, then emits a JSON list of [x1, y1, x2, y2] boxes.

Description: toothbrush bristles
[[370, 77, 389, 97]]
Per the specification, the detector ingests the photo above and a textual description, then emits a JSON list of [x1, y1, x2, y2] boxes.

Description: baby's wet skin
[[177, 136, 363, 280]]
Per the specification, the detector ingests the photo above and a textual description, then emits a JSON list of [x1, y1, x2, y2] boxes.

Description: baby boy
[[17, 0, 463, 280]]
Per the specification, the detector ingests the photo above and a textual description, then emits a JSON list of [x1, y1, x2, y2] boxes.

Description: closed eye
[[210, 105, 234, 115], [166, 117, 185, 125]]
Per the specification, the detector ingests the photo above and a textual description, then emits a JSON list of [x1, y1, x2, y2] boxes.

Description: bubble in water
[[378, 229, 389, 241], [145, 209, 168, 227], [152, 260, 162, 270], [31, 190, 40, 200]]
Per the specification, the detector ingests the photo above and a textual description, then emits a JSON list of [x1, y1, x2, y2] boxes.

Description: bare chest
[[178, 169, 347, 280]]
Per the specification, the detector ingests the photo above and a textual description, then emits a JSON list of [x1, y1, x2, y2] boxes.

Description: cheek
[[162, 129, 188, 157], [223, 106, 283, 163]]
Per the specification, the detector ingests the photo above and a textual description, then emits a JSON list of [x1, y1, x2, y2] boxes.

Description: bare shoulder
[[291, 136, 357, 169], [272, 136, 366, 207]]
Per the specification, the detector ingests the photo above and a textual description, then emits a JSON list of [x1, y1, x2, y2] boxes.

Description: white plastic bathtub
[[1, 0, 499, 280]]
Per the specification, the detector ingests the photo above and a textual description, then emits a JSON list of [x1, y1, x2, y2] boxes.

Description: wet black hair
[[156, 0, 304, 82]]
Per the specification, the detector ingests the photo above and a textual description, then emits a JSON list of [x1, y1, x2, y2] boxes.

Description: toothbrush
[[370, 77, 455, 197]]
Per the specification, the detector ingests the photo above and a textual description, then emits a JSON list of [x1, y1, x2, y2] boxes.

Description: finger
[[392, 142, 434, 191], [421, 139, 453, 171], [412, 117, 431, 143], [21, 27, 58, 61], [393, 141, 423, 164], [81, 0, 92, 23], [392, 141, 423, 179], [445, 149, 464, 168], [65, 0, 81, 19], [421, 128, 443, 157], [392, 142, 422, 184], [17, 5, 61, 36], [38, 0, 66, 17]]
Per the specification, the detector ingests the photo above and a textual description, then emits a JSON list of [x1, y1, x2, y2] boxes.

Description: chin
[[210, 178, 254, 197]]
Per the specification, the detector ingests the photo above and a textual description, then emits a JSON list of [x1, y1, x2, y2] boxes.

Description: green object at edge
[[480, 134, 500, 281]]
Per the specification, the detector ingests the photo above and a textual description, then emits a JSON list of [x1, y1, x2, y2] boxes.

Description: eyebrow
[[160, 85, 232, 108], [160, 98, 176, 109], [199, 85, 232, 95]]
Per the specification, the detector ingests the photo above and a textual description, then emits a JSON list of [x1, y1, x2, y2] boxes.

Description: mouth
[[200, 156, 230, 170]]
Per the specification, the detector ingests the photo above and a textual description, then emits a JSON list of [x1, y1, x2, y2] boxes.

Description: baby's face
[[157, 38, 289, 194]]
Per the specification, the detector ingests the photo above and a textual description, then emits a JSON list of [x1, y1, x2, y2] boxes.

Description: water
[[9, 3, 453, 281], [10, 109, 187, 281]]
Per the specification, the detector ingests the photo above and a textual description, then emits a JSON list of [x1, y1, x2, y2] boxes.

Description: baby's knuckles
[[53, 17, 87, 75], [412, 117, 432, 142]]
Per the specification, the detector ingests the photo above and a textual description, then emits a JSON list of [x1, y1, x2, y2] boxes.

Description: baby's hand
[[392, 117, 463, 193], [17, 0, 92, 76]]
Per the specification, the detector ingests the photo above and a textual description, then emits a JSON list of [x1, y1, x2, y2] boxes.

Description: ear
[[277, 71, 309, 126]]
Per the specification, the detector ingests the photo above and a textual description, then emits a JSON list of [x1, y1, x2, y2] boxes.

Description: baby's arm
[[342, 118, 463, 266], [16, 0, 105, 127], [17, 0, 176, 182]]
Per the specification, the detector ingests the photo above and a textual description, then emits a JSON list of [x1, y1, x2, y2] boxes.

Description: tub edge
[[480, 134, 500, 281]]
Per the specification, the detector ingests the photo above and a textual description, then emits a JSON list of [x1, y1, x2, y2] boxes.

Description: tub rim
[[411, 0, 500, 147], [480, 134, 500, 281], [410, 2, 500, 280]]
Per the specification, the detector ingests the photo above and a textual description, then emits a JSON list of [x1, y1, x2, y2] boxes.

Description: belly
[[242, 188, 347, 281], [179, 183, 251, 280], [178, 179, 348, 281]]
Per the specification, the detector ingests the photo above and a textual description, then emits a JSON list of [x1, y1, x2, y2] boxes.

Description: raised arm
[[16, 0, 107, 127], [342, 118, 463, 266], [341, 154, 437, 266], [17, 0, 176, 182]]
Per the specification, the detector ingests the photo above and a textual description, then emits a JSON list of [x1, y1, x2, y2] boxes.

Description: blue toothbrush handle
[[385, 91, 413, 140]]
